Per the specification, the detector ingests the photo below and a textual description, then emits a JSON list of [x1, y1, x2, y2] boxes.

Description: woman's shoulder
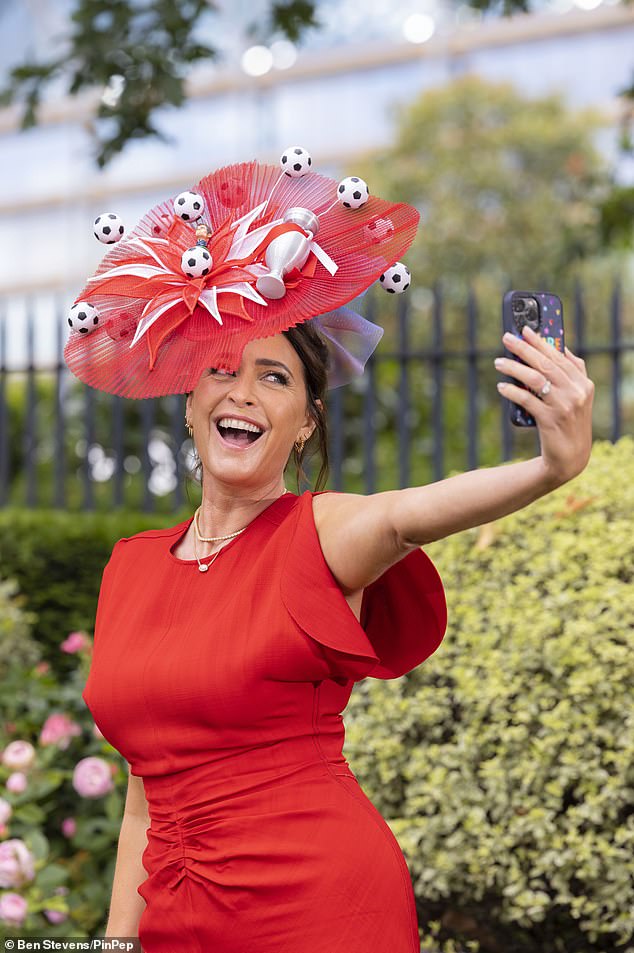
[[110, 518, 192, 555]]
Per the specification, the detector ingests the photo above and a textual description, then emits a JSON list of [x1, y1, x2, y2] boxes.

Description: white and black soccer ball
[[337, 176, 369, 210], [379, 262, 411, 294], [94, 212, 125, 244], [68, 301, 101, 334], [173, 190, 205, 222], [180, 245, 212, 279], [280, 146, 312, 177]]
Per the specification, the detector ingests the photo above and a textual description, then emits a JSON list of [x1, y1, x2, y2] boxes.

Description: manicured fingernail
[[497, 382, 507, 390], [494, 358, 504, 367], [503, 332, 513, 341], [522, 325, 533, 336]]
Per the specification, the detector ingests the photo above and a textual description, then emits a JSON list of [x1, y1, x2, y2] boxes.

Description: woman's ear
[[304, 398, 323, 429], [185, 393, 193, 420], [304, 398, 322, 439]]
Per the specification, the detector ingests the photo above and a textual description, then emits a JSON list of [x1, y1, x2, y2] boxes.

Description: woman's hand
[[494, 325, 595, 487]]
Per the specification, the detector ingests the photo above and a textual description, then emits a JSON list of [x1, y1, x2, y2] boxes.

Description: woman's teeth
[[216, 422, 264, 448]]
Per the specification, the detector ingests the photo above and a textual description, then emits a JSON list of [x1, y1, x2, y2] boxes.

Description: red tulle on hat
[[65, 161, 419, 398]]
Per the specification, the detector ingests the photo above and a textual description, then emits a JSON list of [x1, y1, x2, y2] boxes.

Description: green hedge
[[0, 508, 191, 661], [344, 436, 634, 953]]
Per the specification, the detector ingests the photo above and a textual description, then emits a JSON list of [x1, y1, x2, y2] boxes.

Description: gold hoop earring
[[185, 416, 193, 438], [294, 435, 307, 453]]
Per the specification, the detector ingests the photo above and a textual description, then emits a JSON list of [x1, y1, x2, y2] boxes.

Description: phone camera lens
[[524, 297, 539, 330]]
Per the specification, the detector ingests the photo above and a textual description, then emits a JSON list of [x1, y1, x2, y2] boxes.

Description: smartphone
[[501, 290, 565, 427]]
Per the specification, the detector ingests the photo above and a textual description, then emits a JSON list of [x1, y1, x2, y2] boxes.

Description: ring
[[539, 378, 552, 397]]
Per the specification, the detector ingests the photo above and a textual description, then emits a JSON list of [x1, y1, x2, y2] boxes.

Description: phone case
[[501, 290, 565, 427]]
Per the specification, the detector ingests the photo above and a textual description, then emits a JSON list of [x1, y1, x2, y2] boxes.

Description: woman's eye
[[207, 368, 288, 385]]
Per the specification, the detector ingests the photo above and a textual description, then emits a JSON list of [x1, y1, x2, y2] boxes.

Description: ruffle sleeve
[[280, 491, 447, 682]]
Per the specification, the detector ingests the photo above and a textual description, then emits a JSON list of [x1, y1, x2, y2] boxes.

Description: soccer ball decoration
[[173, 190, 205, 222], [379, 262, 411, 294], [68, 301, 100, 334], [337, 176, 369, 210], [280, 146, 312, 177], [181, 246, 212, 279], [94, 213, 125, 244]]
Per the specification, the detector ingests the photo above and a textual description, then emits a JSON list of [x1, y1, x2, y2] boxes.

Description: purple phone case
[[501, 291, 565, 427]]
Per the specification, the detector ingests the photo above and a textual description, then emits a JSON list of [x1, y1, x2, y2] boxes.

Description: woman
[[72, 157, 594, 952]]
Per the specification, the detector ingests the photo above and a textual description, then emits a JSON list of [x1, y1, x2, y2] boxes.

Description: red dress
[[82, 489, 447, 953]]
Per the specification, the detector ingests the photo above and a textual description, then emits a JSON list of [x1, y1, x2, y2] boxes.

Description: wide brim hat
[[65, 157, 419, 398]]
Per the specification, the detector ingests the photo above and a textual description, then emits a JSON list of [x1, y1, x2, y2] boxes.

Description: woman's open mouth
[[215, 422, 265, 451]]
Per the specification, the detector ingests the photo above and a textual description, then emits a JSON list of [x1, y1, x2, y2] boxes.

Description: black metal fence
[[0, 281, 631, 512]]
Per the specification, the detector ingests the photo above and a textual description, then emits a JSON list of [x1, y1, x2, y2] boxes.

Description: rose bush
[[0, 580, 127, 937]]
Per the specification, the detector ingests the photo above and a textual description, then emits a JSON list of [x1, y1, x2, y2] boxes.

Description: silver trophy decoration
[[256, 207, 320, 300]]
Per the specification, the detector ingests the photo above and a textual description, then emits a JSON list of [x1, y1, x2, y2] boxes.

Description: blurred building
[[0, 0, 632, 366]]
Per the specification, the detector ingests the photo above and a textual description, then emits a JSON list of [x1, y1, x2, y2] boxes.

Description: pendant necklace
[[193, 488, 288, 573]]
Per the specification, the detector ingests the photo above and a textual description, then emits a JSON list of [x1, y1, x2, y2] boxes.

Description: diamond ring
[[539, 378, 552, 397]]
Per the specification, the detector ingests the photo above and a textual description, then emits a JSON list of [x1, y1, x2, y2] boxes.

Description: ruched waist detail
[[138, 735, 354, 903]]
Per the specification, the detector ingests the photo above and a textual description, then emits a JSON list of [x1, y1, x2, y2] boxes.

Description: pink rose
[[1, 740, 35, 771], [45, 908, 68, 923], [6, 773, 27, 794], [61, 631, 89, 653], [72, 757, 115, 798], [0, 799, 12, 826], [61, 817, 76, 838], [0, 891, 28, 927], [39, 713, 82, 750], [0, 838, 35, 888]]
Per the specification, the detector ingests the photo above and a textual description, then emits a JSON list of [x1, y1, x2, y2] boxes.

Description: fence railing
[[0, 281, 631, 512]]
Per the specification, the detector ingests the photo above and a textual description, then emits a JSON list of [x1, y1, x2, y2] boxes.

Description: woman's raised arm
[[314, 327, 594, 591], [394, 326, 594, 548]]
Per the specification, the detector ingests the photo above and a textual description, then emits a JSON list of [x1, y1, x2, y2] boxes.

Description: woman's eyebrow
[[254, 359, 293, 377]]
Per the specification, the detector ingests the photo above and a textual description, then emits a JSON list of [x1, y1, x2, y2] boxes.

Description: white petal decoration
[[228, 218, 284, 261], [230, 201, 269, 246], [243, 263, 270, 279], [310, 241, 338, 276], [129, 297, 183, 348], [217, 282, 269, 307], [198, 288, 222, 324], [87, 264, 169, 283]]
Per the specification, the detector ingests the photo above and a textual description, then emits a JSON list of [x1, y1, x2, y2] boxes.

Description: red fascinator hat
[[65, 150, 419, 398]]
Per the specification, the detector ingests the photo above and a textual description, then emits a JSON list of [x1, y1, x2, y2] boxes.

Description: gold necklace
[[193, 488, 288, 573]]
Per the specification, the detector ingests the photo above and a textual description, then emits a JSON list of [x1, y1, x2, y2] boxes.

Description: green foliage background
[[0, 581, 129, 938], [344, 436, 634, 953], [0, 508, 188, 663], [359, 76, 609, 295], [1, 438, 632, 949]]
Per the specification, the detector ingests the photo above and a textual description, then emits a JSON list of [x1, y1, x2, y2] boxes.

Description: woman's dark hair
[[281, 321, 331, 492], [186, 322, 331, 495]]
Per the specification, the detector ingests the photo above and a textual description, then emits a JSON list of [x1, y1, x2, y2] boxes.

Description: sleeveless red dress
[[82, 489, 447, 953]]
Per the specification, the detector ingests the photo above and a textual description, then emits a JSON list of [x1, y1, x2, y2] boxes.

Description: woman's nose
[[226, 374, 256, 403]]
